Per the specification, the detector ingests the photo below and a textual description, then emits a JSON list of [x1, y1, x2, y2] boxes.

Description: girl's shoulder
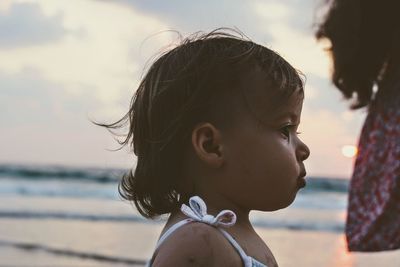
[[152, 221, 242, 267]]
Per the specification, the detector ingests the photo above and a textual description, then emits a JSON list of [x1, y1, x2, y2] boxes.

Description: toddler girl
[[102, 29, 310, 267]]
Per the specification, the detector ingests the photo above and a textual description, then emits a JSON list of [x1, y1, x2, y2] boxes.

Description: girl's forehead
[[259, 89, 304, 124], [239, 68, 304, 122]]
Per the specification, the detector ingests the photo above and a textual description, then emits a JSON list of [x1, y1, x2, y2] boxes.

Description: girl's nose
[[297, 140, 310, 161]]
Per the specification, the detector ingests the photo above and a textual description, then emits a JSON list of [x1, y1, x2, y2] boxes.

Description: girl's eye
[[280, 125, 292, 139], [280, 125, 300, 140]]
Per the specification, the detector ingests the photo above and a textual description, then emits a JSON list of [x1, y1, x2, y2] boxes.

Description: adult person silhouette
[[316, 0, 400, 251]]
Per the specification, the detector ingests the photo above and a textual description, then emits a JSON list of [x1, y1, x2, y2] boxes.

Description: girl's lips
[[298, 176, 306, 188], [297, 169, 307, 188]]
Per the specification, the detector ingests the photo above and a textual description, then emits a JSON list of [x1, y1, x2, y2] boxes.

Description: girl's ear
[[191, 122, 224, 168]]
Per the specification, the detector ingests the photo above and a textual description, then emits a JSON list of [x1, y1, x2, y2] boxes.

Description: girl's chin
[[258, 196, 297, 211]]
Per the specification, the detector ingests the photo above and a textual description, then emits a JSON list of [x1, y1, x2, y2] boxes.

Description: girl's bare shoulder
[[152, 222, 242, 267]]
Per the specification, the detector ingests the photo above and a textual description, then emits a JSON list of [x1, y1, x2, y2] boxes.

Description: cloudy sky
[[0, 0, 367, 178]]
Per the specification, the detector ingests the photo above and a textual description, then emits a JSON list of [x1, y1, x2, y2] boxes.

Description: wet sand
[[1, 216, 399, 267], [1, 195, 399, 266]]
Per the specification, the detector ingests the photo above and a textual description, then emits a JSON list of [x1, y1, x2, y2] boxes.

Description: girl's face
[[219, 69, 310, 211]]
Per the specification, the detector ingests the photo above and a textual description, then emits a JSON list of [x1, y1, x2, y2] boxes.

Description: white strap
[[154, 218, 192, 251], [181, 196, 252, 267], [146, 218, 193, 267], [147, 196, 258, 267], [219, 228, 253, 267]]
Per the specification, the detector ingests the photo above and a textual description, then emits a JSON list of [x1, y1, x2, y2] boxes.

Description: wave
[[0, 164, 349, 193], [252, 217, 344, 233], [0, 178, 119, 199], [0, 239, 147, 266], [0, 210, 344, 233], [0, 164, 125, 183], [0, 210, 147, 223], [302, 176, 349, 193]]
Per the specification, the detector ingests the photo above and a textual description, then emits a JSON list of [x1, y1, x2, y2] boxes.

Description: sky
[[0, 0, 367, 178]]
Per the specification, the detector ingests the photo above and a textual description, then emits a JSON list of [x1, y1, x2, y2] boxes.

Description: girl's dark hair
[[316, 0, 399, 109], [98, 28, 304, 218]]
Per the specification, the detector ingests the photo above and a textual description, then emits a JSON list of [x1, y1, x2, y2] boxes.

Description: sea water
[[0, 164, 348, 231], [0, 164, 349, 265]]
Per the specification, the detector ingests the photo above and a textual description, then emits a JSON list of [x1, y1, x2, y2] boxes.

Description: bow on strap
[[180, 196, 237, 227]]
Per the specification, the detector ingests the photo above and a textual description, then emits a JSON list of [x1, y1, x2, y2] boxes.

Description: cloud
[[0, 67, 133, 168], [0, 0, 368, 176], [104, 0, 274, 42], [0, 67, 98, 128], [103, 0, 323, 45], [304, 73, 346, 112], [0, 1, 170, 109], [107, 0, 330, 77], [0, 1, 172, 168], [0, 2, 72, 48]]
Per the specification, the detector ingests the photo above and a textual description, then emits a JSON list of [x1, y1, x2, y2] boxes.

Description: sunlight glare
[[341, 145, 358, 158]]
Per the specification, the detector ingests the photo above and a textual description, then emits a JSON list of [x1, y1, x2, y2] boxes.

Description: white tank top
[[146, 196, 268, 267]]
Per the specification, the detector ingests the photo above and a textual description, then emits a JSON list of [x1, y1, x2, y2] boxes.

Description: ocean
[[0, 164, 351, 266], [0, 164, 349, 230]]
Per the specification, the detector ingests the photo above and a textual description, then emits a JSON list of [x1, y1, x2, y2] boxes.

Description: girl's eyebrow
[[273, 111, 299, 122]]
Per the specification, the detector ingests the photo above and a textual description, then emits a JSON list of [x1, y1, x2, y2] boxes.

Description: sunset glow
[[0, 0, 366, 178], [341, 145, 358, 158]]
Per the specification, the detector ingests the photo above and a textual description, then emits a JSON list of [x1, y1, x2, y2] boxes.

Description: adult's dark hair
[[316, 0, 399, 109], [97, 28, 304, 218]]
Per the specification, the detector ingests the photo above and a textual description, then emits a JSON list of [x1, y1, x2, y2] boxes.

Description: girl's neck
[[187, 188, 254, 231], [166, 192, 254, 236]]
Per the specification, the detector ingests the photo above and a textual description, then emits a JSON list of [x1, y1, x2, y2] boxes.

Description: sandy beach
[[1, 198, 399, 267], [2, 219, 400, 267]]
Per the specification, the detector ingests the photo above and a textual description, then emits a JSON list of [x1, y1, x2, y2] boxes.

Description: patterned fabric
[[345, 91, 400, 251]]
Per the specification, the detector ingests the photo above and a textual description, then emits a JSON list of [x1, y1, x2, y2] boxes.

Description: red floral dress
[[345, 77, 400, 251]]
